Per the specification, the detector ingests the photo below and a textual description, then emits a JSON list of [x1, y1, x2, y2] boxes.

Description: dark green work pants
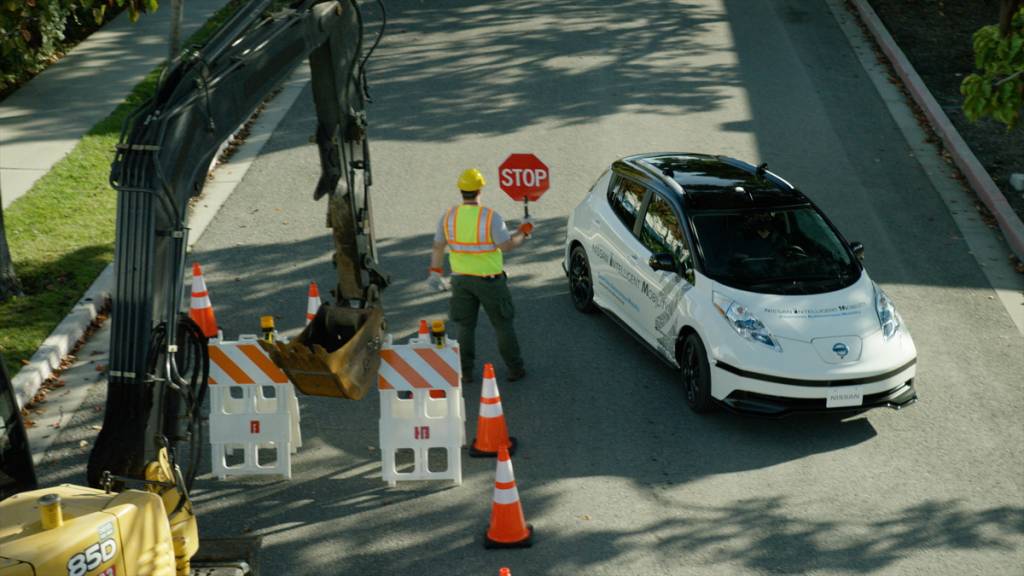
[[449, 274, 524, 378]]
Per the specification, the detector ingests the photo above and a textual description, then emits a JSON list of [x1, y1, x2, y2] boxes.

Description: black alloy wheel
[[681, 333, 714, 413], [569, 245, 596, 313]]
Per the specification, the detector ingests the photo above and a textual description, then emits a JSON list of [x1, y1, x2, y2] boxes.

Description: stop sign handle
[[517, 199, 531, 238]]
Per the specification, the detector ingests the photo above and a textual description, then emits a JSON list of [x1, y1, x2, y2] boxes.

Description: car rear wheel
[[681, 333, 714, 413], [568, 245, 597, 313]]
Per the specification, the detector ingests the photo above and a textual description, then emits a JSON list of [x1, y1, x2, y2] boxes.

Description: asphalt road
[[152, 1, 1024, 574]]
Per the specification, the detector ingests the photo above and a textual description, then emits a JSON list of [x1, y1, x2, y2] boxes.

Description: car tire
[[681, 333, 715, 413], [568, 245, 597, 313]]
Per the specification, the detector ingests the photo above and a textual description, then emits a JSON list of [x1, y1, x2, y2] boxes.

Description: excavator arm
[[89, 0, 387, 488]]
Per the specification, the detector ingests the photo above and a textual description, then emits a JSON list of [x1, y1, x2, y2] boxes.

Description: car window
[[791, 209, 852, 265], [607, 177, 646, 233], [639, 194, 692, 273], [690, 207, 860, 295]]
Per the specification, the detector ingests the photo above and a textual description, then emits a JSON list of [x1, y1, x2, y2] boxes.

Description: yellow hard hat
[[458, 168, 486, 192]]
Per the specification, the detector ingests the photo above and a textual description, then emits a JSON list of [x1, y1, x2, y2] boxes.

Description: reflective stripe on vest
[[444, 204, 503, 276]]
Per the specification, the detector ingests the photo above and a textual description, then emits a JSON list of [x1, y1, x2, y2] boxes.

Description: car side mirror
[[648, 253, 677, 273], [850, 241, 864, 262]]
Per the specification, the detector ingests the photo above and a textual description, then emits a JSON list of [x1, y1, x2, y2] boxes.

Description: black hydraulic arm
[[89, 0, 382, 485]]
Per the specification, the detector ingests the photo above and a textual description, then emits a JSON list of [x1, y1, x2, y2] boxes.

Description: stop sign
[[498, 153, 549, 202]]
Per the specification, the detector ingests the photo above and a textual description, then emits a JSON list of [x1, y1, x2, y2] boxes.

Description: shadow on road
[[362, 0, 735, 143]]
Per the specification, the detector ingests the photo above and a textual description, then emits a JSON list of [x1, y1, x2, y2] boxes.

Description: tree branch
[[999, 0, 1023, 37]]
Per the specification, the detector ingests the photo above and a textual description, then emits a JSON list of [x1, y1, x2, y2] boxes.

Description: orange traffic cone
[[189, 263, 218, 338], [305, 281, 322, 326], [484, 446, 533, 549], [470, 363, 516, 457], [416, 319, 430, 344]]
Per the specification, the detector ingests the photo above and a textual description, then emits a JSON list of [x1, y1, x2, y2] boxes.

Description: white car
[[563, 153, 918, 416]]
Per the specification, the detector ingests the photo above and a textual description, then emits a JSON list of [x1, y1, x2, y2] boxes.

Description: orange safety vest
[[443, 204, 504, 276]]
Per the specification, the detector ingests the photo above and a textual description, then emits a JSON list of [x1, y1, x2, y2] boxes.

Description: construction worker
[[428, 168, 534, 384]]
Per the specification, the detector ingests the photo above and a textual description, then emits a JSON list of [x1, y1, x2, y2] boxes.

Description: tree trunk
[[168, 0, 184, 62], [1000, 0, 1023, 36], [0, 188, 23, 302]]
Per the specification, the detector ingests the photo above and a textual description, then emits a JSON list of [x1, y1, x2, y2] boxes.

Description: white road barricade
[[208, 336, 302, 480], [378, 331, 465, 487]]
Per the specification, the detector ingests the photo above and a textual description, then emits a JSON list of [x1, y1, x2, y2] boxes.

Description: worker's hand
[[427, 268, 450, 292], [517, 216, 534, 237]]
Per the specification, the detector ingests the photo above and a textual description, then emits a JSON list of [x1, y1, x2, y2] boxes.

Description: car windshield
[[690, 207, 860, 294]]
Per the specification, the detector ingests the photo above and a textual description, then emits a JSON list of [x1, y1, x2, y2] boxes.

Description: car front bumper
[[711, 358, 918, 417]]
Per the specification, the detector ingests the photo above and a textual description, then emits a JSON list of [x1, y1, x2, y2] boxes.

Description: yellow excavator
[[1, 1, 388, 573]]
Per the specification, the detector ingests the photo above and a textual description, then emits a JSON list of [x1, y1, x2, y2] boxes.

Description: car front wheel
[[568, 245, 597, 313], [681, 333, 714, 413]]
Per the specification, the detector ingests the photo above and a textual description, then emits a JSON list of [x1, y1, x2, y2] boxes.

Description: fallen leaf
[[20, 359, 29, 366], [90, 425, 102, 430], [95, 364, 106, 372], [79, 440, 89, 448]]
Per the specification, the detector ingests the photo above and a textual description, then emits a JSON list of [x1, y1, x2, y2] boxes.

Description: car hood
[[712, 273, 879, 342]]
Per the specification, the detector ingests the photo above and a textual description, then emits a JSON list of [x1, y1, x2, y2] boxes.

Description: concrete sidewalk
[[0, 0, 229, 208]]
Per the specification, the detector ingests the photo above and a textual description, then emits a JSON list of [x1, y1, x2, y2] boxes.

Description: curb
[[12, 64, 312, 410], [849, 0, 1024, 261], [12, 266, 112, 409]]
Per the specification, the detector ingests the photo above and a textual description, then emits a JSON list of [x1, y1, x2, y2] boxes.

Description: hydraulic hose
[[147, 315, 210, 497]]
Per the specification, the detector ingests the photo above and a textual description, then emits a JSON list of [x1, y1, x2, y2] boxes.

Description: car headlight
[[712, 292, 783, 352], [874, 283, 903, 340]]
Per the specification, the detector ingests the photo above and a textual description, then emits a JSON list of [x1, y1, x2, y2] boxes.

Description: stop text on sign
[[498, 153, 550, 202], [500, 167, 548, 189]]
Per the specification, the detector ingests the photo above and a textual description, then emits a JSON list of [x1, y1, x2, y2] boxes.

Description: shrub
[[0, 0, 156, 93], [962, 6, 1024, 129]]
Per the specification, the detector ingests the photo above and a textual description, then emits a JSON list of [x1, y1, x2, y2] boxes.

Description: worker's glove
[[517, 216, 535, 237], [427, 268, 450, 292]]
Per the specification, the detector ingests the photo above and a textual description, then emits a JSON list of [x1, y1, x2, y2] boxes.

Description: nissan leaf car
[[563, 153, 918, 416]]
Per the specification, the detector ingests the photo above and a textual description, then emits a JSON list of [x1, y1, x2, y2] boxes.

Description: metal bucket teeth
[[260, 304, 383, 400]]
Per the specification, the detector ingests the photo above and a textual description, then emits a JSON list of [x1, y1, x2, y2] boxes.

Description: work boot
[[507, 367, 526, 382]]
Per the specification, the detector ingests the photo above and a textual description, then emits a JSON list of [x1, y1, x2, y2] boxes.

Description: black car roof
[[616, 152, 811, 211]]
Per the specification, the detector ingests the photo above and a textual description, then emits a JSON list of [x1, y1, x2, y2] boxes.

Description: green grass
[[0, 0, 247, 378]]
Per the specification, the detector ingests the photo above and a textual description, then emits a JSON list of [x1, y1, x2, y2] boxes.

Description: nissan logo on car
[[832, 342, 849, 359]]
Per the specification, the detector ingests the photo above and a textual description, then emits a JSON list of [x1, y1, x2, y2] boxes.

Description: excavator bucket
[[259, 303, 383, 400]]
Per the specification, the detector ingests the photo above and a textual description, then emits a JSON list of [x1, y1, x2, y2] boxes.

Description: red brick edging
[[850, 0, 1024, 261]]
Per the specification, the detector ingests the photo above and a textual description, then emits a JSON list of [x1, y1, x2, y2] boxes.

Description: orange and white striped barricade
[[378, 332, 465, 486], [208, 335, 302, 480]]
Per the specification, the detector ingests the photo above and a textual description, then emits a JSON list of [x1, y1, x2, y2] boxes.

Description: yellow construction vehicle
[[1, 0, 388, 573]]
